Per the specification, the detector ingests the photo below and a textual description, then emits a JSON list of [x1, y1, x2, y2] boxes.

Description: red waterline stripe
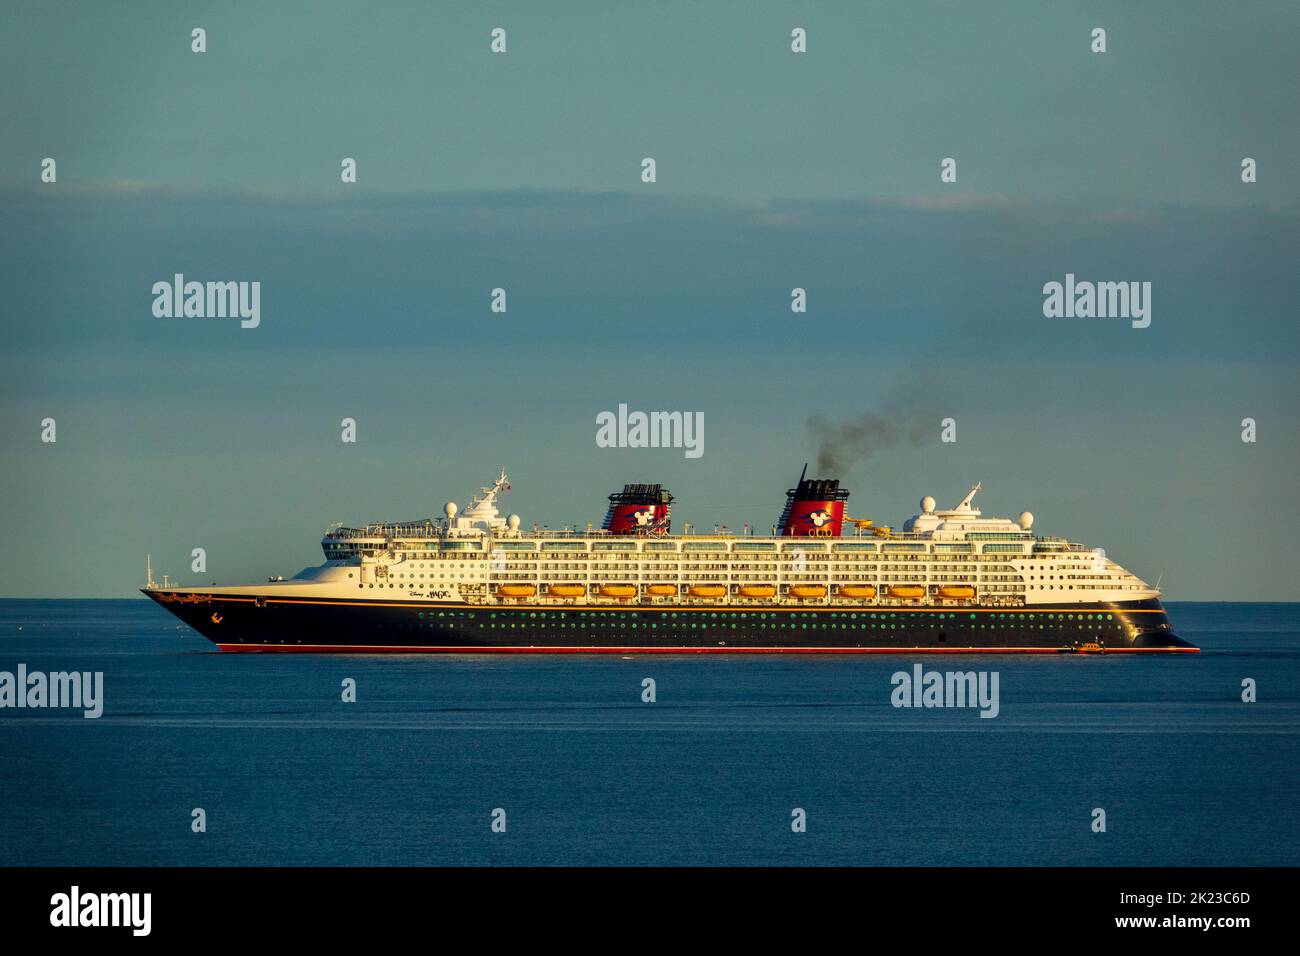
[[216, 643, 1198, 655]]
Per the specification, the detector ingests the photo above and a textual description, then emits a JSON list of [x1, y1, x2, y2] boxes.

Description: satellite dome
[[444, 501, 458, 519], [507, 513, 521, 530], [1018, 511, 1034, 530], [921, 495, 936, 514]]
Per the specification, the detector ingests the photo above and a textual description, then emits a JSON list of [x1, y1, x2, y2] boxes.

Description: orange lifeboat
[[937, 585, 975, 600], [496, 584, 536, 599], [788, 585, 827, 599], [886, 585, 925, 600], [645, 584, 677, 597], [599, 584, 637, 599], [547, 584, 585, 598], [838, 585, 877, 600], [738, 584, 776, 598], [688, 584, 726, 599]]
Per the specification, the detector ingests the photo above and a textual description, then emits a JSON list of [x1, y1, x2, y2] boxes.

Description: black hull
[[143, 592, 1195, 654]]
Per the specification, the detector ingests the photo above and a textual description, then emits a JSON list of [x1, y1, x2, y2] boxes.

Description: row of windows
[[423, 558, 1023, 573], [356, 577, 1142, 592], [328, 540, 1109, 560], [355, 554, 1083, 569], [419, 610, 1118, 621], [408, 620, 1122, 631]]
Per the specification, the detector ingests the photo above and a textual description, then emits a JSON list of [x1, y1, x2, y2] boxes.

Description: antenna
[[1155, 571, 1164, 592], [799, 462, 808, 483], [146, 554, 155, 589]]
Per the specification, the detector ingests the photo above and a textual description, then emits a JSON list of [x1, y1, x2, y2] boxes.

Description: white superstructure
[[149, 470, 1158, 607]]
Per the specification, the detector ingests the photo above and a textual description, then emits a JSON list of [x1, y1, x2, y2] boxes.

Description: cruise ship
[[142, 468, 1195, 654]]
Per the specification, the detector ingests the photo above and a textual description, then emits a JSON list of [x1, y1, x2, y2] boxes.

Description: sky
[[1, 1, 1297, 599]]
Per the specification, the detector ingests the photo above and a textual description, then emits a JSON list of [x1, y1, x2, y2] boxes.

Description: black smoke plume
[[808, 404, 934, 474]]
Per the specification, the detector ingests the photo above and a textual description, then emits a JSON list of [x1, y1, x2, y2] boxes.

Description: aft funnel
[[776, 465, 849, 537]]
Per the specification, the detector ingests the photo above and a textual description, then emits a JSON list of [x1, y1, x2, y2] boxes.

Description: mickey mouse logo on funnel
[[603, 483, 674, 535], [777, 465, 849, 537]]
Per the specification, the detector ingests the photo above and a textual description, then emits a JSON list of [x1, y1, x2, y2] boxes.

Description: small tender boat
[[838, 585, 877, 599], [496, 584, 536, 598], [788, 585, 827, 599], [937, 585, 975, 599], [599, 584, 637, 598], [547, 584, 585, 598], [688, 584, 726, 598], [738, 584, 776, 598], [645, 584, 677, 597], [887, 585, 925, 599]]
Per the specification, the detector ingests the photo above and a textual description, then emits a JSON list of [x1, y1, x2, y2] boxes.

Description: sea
[[0, 600, 1296, 866]]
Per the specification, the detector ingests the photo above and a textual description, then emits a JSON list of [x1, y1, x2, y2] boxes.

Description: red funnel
[[603, 484, 673, 535], [776, 469, 849, 537]]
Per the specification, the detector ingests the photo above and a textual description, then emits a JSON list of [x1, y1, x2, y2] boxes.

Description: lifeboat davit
[[497, 584, 536, 599], [938, 585, 975, 599], [738, 584, 776, 598], [838, 585, 876, 600], [645, 584, 677, 597], [688, 584, 726, 599], [547, 584, 585, 598], [599, 584, 637, 599], [886, 585, 924, 600], [788, 585, 827, 599]]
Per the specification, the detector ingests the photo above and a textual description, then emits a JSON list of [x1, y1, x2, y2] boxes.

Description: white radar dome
[[921, 495, 936, 514], [507, 513, 521, 530], [1018, 511, 1034, 530], [444, 501, 458, 519]]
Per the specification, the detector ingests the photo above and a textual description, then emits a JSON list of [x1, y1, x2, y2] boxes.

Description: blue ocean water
[[0, 599, 1295, 866]]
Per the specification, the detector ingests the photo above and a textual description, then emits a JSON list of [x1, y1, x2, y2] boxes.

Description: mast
[[954, 482, 982, 512], [453, 468, 511, 532]]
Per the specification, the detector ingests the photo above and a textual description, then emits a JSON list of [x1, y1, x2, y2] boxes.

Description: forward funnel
[[603, 483, 673, 534]]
